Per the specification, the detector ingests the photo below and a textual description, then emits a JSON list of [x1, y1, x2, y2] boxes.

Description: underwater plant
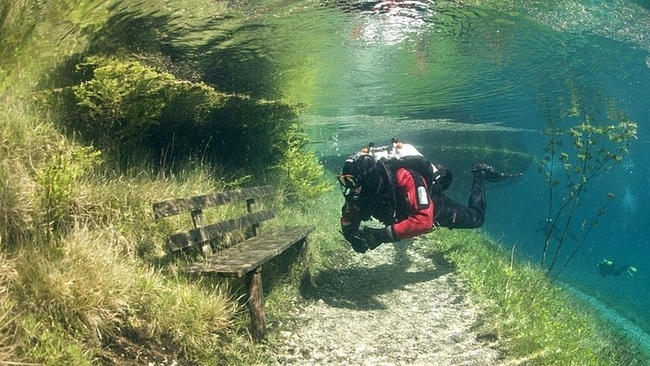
[[538, 100, 637, 280]]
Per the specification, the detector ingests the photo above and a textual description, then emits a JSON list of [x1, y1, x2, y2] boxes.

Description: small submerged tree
[[538, 99, 637, 280]]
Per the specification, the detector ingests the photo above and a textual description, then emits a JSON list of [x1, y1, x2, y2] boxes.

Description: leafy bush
[[46, 56, 329, 200], [274, 124, 331, 203], [35, 140, 102, 235], [189, 95, 307, 170], [50, 56, 310, 173], [67, 57, 195, 154]]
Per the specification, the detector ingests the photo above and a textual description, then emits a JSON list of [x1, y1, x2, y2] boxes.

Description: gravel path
[[265, 237, 505, 366]]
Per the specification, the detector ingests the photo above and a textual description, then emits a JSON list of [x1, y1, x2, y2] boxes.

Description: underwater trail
[[264, 238, 504, 365]]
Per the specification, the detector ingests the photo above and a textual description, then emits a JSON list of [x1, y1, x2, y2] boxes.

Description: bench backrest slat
[[153, 185, 274, 219], [167, 209, 277, 251]]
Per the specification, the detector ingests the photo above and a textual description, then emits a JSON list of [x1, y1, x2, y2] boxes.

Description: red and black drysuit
[[341, 163, 488, 253]]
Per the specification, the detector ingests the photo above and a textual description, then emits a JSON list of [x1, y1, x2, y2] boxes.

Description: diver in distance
[[596, 259, 637, 278]]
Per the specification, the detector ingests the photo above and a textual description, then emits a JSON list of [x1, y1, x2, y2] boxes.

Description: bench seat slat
[[153, 185, 274, 219], [167, 210, 277, 251], [186, 225, 315, 277]]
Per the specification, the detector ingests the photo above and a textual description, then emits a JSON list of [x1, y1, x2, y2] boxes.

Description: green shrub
[[69, 57, 182, 152], [194, 95, 307, 170], [49, 56, 312, 177], [35, 140, 102, 235], [274, 124, 331, 204]]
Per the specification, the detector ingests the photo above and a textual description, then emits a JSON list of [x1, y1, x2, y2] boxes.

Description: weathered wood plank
[[247, 268, 266, 341], [153, 185, 274, 219], [186, 225, 315, 277], [167, 210, 277, 251]]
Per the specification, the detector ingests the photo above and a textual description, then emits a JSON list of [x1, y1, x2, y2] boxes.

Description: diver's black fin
[[472, 163, 523, 182]]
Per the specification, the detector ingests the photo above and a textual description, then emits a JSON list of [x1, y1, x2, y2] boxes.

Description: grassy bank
[[0, 79, 333, 364], [0, 99, 260, 363], [420, 227, 649, 365]]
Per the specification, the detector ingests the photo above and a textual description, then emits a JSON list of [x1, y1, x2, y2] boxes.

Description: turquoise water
[[233, 0, 650, 340]]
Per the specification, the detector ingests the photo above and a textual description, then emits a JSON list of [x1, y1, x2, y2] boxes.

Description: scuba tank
[[363, 138, 423, 160], [361, 138, 451, 194]]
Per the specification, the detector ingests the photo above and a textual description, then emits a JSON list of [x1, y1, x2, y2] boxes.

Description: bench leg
[[246, 267, 266, 341], [299, 237, 312, 289]]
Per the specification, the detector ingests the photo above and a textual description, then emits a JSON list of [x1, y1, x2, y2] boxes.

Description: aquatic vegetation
[[538, 99, 637, 278], [273, 124, 333, 203], [1, 1, 326, 363], [428, 228, 649, 365]]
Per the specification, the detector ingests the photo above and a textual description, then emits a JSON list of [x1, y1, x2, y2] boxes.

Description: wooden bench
[[152, 185, 315, 341]]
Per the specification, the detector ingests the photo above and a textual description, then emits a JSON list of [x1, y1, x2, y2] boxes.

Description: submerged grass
[[0, 95, 263, 364], [0, 253, 18, 363], [422, 228, 649, 365]]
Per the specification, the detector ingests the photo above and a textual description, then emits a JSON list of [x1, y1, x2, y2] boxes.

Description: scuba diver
[[596, 259, 637, 278], [337, 139, 523, 253]]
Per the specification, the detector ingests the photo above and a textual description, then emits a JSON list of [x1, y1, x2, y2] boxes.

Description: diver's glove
[[362, 226, 396, 250], [342, 226, 369, 253]]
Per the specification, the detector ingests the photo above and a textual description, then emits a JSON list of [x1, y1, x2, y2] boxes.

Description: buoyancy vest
[[356, 140, 438, 225]]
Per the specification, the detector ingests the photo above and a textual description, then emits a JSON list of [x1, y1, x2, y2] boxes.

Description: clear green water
[[230, 0, 650, 341]]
